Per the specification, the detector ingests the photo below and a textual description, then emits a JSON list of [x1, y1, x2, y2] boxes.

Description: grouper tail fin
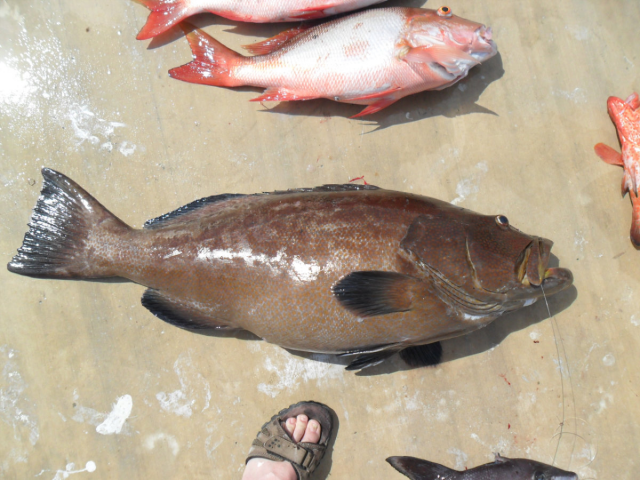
[[386, 456, 460, 480], [7, 168, 131, 279]]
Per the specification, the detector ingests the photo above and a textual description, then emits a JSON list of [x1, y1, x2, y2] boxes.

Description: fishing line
[[540, 284, 577, 468]]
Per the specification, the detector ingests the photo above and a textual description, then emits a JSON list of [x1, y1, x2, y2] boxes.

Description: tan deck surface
[[1, 0, 639, 478]]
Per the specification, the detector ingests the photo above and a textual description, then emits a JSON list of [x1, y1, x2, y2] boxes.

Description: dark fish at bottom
[[387, 454, 579, 480], [8, 169, 573, 370]]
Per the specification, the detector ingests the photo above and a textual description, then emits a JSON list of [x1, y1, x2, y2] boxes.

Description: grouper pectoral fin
[[142, 288, 237, 332], [386, 456, 459, 480], [332, 271, 423, 317]]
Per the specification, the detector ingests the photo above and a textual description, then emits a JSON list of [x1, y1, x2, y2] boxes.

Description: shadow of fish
[[8, 169, 573, 371], [387, 454, 578, 480]]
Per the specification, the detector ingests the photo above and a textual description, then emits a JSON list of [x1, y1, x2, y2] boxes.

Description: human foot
[[242, 401, 333, 480]]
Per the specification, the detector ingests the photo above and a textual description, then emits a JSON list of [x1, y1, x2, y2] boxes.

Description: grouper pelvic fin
[[144, 194, 247, 229], [332, 271, 422, 317], [386, 456, 459, 480], [399, 343, 443, 368], [142, 288, 236, 332], [344, 349, 400, 371]]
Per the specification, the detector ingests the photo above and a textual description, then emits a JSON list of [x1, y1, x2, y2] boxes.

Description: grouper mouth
[[516, 238, 573, 295]]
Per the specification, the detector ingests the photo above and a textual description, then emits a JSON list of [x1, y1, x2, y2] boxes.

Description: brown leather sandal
[[246, 401, 333, 480]]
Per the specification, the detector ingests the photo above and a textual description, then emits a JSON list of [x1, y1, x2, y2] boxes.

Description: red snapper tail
[[134, 0, 193, 40], [169, 25, 245, 88]]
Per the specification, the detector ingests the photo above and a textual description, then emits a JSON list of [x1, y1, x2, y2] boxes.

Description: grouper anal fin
[[142, 288, 237, 332]]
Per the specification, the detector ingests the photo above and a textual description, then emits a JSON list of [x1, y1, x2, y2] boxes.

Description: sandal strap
[[251, 426, 324, 469]]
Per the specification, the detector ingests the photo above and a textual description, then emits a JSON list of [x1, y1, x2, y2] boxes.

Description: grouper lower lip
[[541, 267, 574, 295], [8, 168, 575, 371]]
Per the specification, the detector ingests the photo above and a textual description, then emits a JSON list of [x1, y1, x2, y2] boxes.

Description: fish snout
[[541, 267, 574, 295], [470, 25, 497, 61]]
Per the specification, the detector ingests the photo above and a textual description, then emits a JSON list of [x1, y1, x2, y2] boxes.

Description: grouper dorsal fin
[[386, 456, 459, 480], [144, 193, 247, 229], [144, 184, 380, 229], [268, 184, 380, 194]]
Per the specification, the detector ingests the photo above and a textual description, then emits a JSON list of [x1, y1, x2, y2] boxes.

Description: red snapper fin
[[631, 190, 640, 249], [348, 87, 401, 101], [403, 45, 479, 75], [242, 25, 312, 55], [134, 0, 193, 40], [290, 3, 341, 19], [351, 97, 398, 118], [169, 24, 244, 88], [625, 92, 640, 110], [250, 87, 319, 102], [594, 143, 624, 166]]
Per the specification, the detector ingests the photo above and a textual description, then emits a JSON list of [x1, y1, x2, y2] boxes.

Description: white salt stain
[[451, 162, 488, 205], [592, 386, 613, 414], [156, 352, 211, 418], [447, 448, 468, 470], [95, 395, 132, 435], [565, 25, 589, 41], [256, 349, 343, 398], [631, 314, 639, 326], [290, 257, 320, 282], [0, 20, 141, 157], [0, 345, 39, 469], [574, 231, 587, 252], [37, 460, 96, 480], [553, 87, 587, 104], [196, 248, 320, 282], [529, 331, 541, 341], [144, 433, 180, 456], [72, 394, 132, 435], [601, 353, 615, 367], [163, 249, 182, 259]]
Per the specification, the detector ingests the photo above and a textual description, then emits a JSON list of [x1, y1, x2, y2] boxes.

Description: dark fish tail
[[7, 168, 131, 279], [386, 456, 459, 480]]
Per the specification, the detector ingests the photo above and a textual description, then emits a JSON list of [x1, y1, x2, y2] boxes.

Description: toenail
[[309, 422, 319, 431]]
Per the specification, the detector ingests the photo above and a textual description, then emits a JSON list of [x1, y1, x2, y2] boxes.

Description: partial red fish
[[133, 0, 386, 40], [168, 7, 497, 118], [594, 92, 640, 248]]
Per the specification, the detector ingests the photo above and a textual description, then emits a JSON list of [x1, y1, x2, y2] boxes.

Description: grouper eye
[[495, 215, 509, 227], [437, 6, 452, 17]]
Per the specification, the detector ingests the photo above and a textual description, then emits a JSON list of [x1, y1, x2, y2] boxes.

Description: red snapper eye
[[437, 6, 452, 17]]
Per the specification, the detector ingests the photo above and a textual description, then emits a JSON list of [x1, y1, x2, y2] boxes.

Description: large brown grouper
[[8, 169, 573, 370]]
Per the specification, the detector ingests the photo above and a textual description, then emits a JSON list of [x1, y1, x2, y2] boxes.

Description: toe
[[300, 419, 321, 444], [284, 417, 297, 438], [292, 414, 308, 442]]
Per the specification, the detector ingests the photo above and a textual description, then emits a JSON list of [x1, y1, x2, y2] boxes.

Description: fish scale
[[238, 9, 409, 98]]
